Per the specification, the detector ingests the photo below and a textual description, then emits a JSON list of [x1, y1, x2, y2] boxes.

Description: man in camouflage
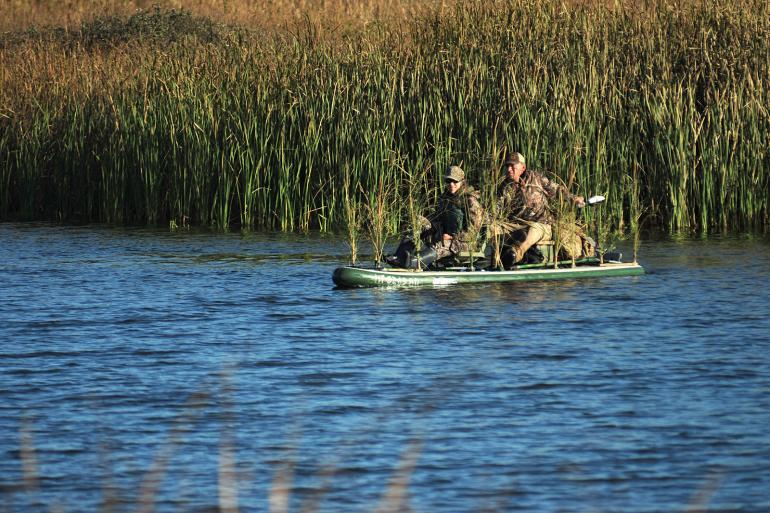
[[497, 152, 585, 266], [389, 165, 484, 269]]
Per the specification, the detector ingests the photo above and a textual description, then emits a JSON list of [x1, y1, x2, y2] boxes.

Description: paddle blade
[[587, 195, 605, 205]]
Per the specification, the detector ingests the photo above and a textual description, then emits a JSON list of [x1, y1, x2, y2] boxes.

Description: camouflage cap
[[504, 152, 525, 166], [444, 165, 465, 182]]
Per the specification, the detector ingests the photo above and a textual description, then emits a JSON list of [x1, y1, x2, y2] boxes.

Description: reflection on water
[[1, 224, 770, 513]]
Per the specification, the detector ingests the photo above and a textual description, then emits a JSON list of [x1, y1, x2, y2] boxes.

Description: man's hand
[[442, 233, 453, 241], [574, 196, 585, 207]]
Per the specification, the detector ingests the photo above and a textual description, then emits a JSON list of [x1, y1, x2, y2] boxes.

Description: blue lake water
[[1, 223, 769, 512]]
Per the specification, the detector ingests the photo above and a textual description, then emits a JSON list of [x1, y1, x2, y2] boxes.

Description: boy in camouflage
[[388, 165, 484, 269]]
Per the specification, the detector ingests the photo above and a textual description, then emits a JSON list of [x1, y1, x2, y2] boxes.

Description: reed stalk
[[629, 163, 643, 264], [341, 166, 362, 265], [402, 163, 432, 256], [361, 173, 395, 268], [478, 148, 511, 271]]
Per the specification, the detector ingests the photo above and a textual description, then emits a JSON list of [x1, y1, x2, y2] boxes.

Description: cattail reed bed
[[1, 1, 769, 234]]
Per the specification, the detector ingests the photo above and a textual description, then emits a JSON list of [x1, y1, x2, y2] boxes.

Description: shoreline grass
[[1, 1, 769, 236]]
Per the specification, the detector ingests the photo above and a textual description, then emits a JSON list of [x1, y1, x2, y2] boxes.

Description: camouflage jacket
[[497, 169, 574, 224], [431, 186, 484, 242]]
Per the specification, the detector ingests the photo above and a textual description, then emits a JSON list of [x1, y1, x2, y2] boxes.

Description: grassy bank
[[1, 0, 768, 233]]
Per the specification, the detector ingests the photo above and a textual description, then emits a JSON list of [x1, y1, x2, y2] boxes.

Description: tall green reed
[[401, 162, 432, 256], [360, 161, 397, 268], [341, 165, 362, 265], [1, 1, 768, 236]]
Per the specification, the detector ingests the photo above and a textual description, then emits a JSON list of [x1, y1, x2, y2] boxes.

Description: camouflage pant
[[391, 236, 470, 267], [508, 221, 593, 263], [432, 238, 471, 261]]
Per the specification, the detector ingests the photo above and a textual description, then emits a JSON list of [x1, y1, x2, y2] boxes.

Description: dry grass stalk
[[373, 438, 422, 513], [218, 371, 240, 513], [20, 419, 40, 494], [268, 450, 295, 513], [548, 174, 583, 268], [98, 441, 120, 513], [683, 471, 724, 513], [298, 463, 338, 513], [136, 390, 211, 513]]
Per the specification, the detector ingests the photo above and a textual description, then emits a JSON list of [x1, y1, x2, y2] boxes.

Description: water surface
[[1, 224, 769, 512]]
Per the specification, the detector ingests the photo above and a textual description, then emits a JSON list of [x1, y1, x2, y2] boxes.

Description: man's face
[[506, 163, 525, 181]]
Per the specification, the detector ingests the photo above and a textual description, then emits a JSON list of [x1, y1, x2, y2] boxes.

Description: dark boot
[[501, 245, 523, 269], [388, 240, 416, 268], [501, 246, 515, 269], [407, 247, 439, 270]]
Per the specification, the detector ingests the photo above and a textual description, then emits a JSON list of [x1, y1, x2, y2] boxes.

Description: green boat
[[332, 257, 645, 288]]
